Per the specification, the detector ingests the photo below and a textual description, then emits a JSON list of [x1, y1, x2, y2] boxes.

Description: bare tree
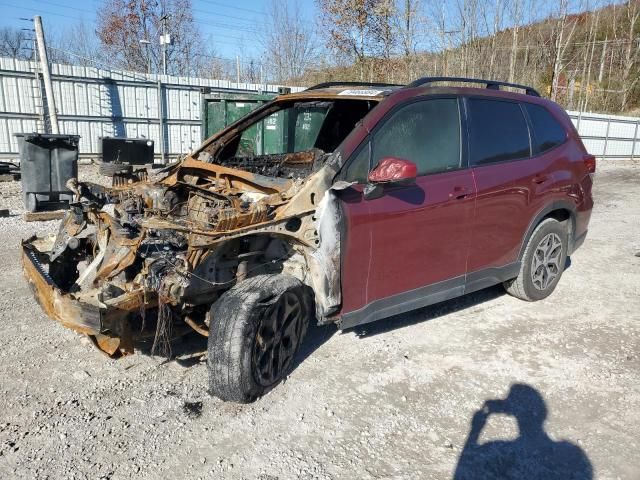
[[455, 0, 481, 76], [620, 0, 640, 110], [0, 27, 32, 60], [305, 0, 638, 112], [372, 0, 397, 60], [392, 0, 425, 81], [580, 4, 600, 111], [482, 0, 505, 79], [550, 0, 579, 101], [317, 0, 393, 79], [199, 54, 234, 81], [508, 0, 523, 83], [261, 0, 318, 84], [96, 0, 203, 75], [48, 21, 104, 66]]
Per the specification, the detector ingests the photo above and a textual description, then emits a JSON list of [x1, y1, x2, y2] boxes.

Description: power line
[[191, 18, 260, 35], [0, 3, 258, 48], [0, 2, 94, 21], [26, 0, 268, 29], [191, 6, 266, 25], [4, 0, 262, 33], [23, 0, 94, 14], [197, 0, 267, 16]]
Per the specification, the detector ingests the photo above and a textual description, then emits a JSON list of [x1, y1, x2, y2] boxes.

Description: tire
[[504, 218, 569, 301], [207, 274, 313, 403], [99, 162, 132, 177]]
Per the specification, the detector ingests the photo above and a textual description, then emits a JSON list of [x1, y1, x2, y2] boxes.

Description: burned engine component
[[223, 149, 322, 179]]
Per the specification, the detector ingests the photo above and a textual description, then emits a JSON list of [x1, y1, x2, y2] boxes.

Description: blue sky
[[0, 0, 316, 59], [0, 0, 616, 64]]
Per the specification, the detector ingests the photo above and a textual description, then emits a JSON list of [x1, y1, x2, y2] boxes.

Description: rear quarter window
[[523, 103, 567, 154], [467, 98, 531, 165]]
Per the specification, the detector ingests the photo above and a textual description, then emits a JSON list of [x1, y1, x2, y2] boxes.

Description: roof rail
[[406, 76, 540, 97], [306, 81, 402, 91]]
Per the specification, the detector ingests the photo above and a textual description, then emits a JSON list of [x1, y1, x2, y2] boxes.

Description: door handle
[[533, 174, 549, 184], [449, 186, 470, 200]]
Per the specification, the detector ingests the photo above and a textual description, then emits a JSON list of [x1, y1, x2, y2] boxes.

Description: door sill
[[337, 262, 520, 330]]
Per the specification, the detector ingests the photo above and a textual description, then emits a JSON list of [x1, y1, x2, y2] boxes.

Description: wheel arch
[[517, 201, 577, 261]]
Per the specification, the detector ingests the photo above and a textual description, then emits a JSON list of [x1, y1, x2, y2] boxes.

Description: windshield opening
[[213, 99, 377, 179]]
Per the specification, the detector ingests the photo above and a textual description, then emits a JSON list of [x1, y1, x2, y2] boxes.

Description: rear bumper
[[21, 238, 138, 356]]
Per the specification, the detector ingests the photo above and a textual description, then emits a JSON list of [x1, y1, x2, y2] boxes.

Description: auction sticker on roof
[[338, 89, 383, 96]]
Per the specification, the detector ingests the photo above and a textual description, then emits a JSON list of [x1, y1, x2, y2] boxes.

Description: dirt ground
[[0, 163, 638, 480]]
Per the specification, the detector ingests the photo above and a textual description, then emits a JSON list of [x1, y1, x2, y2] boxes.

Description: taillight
[[584, 154, 596, 174]]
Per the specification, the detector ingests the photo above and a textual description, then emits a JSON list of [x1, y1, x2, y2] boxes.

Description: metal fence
[[0, 56, 303, 161], [567, 110, 640, 160], [0, 56, 638, 162]]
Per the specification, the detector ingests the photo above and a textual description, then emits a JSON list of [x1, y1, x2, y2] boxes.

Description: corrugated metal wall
[[0, 57, 303, 160], [1, 56, 638, 161], [567, 110, 640, 160]]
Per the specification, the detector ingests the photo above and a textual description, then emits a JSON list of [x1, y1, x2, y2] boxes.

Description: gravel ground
[[0, 163, 638, 479]]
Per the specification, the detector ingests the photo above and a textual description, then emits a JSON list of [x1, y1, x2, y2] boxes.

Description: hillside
[[300, 1, 639, 114]]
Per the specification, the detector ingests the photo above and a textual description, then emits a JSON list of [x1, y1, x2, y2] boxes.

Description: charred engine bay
[[31, 152, 322, 355], [51, 178, 280, 298], [221, 149, 322, 179]]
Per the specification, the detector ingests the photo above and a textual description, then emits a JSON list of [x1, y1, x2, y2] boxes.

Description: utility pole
[[405, 0, 411, 81], [33, 16, 59, 134], [140, 39, 151, 74], [160, 14, 169, 75], [236, 55, 241, 84]]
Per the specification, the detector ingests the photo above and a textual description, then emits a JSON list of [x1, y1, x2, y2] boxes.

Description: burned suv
[[22, 78, 594, 402]]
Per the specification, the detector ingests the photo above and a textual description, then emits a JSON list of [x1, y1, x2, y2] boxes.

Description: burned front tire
[[207, 274, 313, 403]]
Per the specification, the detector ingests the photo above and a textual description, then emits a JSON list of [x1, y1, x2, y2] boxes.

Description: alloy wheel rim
[[252, 291, 304, 387], [531, 232, 563, 291]]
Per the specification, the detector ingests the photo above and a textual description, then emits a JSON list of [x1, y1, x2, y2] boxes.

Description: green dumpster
[[201, 92, 275, 141], [202, 92, 331, 157]]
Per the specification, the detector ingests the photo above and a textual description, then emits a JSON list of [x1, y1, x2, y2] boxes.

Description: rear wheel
[[207, 274, 313, 403], [504, 218, 568, 301]]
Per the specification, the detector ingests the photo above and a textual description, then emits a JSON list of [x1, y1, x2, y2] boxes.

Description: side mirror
[[364, 157, 417, 200], [368, 157, 417, 184]]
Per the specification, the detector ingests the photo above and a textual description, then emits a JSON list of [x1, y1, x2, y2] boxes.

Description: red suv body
[[334, 82, 594, 327], [22, 78, 594, 402]]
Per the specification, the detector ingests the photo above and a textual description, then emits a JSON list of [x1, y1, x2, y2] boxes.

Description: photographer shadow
[[454, 384, 592, 480]]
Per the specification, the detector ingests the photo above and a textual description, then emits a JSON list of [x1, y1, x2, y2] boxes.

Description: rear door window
[[523, 103, 567, 153], [370, 98, 461, 176], [467, 99, 531, 165]]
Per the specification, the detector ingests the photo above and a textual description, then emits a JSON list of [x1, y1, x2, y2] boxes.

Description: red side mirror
[[368, 157, 417, 184]]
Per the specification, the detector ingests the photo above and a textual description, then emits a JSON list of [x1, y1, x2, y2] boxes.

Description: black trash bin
[[16, 133, 80, 212]]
